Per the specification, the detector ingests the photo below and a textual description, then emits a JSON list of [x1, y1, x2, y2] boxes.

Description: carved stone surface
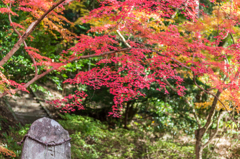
[[21, 117, 71, 159]]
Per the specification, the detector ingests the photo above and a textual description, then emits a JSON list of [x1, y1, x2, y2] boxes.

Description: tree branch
[[0, 48, 132, 98], [0, 0, 66, 66], [163, 78, 201, 128], [202, 111, 227, 149], [7, 4, 38, 77], [148, 48, 191, 70], [185, 99, 201, 128], [150, 47, 238, 131], [193, 74, 239, 130], [137, 47, 202, 128], [229, 33, 235, 44], [116, 30, 132, 48]]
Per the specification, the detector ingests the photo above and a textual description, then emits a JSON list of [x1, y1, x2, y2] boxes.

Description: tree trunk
[[124, 102, 130, 129], [195, 128, 205, 159], [195, 138, 203, 159]]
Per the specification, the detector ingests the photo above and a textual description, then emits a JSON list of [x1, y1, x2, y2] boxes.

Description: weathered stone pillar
[[19, 117, 71, 159]]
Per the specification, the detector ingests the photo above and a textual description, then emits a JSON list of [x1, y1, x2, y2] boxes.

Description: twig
[[193, 74, 239, 130], [162, 78, 201, 128], [0, 0, 67, 66], [229, 33, 235, 44], [202, 111, 227, 149], [7, 3, 38, 77], [106, 5, 134, 35], [0, 48, 132, 97], [207, 127, 226, 158], [116, 30, 132, 48]]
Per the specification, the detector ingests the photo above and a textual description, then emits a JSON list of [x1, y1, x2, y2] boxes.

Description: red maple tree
[[0, 0, 239, 158]]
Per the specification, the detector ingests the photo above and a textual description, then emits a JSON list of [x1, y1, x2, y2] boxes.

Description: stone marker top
[[20, 117, 71, 159], [29, 117, 70, 144], [18, 117, 71, 146]]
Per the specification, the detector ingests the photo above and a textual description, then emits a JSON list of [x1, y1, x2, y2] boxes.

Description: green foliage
[[200, 0, 215, 15], [147, 140, 195, 158], [0, 116, 7, 131], [58, 114, 105, 158], [66, 1, 89, 17], [134, 81, 204, 136], [58, 114, 196, 159], [0, 124, 30, 158], [1, 114, 239, 158]]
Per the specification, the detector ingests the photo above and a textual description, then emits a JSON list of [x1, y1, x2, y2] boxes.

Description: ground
[[0, 82, 239, 158]]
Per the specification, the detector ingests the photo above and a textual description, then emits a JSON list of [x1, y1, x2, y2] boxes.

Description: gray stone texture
[[21, 117, 71, 159]]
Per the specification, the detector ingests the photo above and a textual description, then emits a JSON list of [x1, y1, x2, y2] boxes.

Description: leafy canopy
[[0, 0, 240, 117]]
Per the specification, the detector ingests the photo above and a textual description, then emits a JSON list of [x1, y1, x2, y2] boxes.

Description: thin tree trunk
[[124, 101, 131, 129], [194, 90, 221, 158], [195, 128, 205, 159]]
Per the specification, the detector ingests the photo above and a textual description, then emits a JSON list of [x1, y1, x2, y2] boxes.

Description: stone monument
[[18, 117, 71, 159]]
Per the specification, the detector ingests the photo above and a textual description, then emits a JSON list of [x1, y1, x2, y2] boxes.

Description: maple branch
[[144, 47, 200, 125], [107, 5, 134, 35], [116, 30, 132, 48], [0, 48, 133, 98], [229, 33, 235, 44], [106, 19, 123, 35], [7, 4, 38, 77], [23, 68, 54, 88], [118, 5, 135, 30], [162, 78, 177, 92], [25, 48, 132, 87], [202, 111, 227, 149], [185, 99, 201, 128], [151, 47, 238, 130], [66, 48, 132, 62], [0, 0, 66, 66], [27, 48, 38, 77], [20, 46, 130, 88], [163, 78, 201, 128], [149, 48, 191, 69], [7, 4, 21, 38], [193, 74, 239, 131], [202, 90, 221, 136], [139, 47, 201, 127]]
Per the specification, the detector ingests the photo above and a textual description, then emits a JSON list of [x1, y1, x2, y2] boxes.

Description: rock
[[20, 117, 71, 159]]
